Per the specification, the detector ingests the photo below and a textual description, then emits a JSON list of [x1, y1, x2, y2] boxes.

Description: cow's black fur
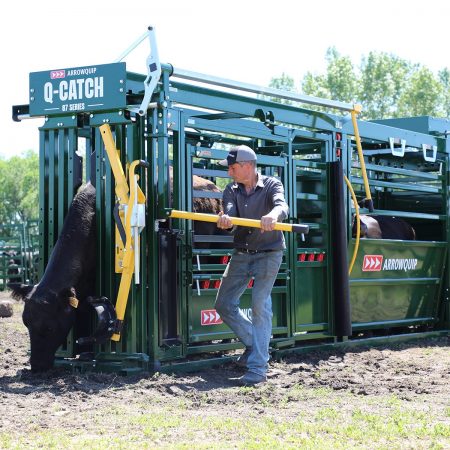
[[8, 176, 227, 372], [192, 175, 231, 247], [9, 182, 96, 372], [352, 214, 416, 240]]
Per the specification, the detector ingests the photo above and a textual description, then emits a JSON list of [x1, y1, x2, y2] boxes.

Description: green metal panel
[[349, 240, 447, 327]]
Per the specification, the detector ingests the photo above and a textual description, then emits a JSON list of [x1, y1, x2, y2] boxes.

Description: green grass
[[1, 389, 449, 450]]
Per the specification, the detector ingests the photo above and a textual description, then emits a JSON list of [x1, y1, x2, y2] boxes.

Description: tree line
[[269, 48, 450, 120], [1, 49, 448, 224], [0, 150, 38, 225]]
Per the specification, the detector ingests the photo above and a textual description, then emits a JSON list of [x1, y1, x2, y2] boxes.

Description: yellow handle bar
[[168, 210, 309, 234]]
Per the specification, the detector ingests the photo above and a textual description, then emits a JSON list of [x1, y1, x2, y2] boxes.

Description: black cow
[[9, 182, 97, 372], [352, 215, 416, 240], [191, 175, 231, 246], [8, 176, 226, 372]]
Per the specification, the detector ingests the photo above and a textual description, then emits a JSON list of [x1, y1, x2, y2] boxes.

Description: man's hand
[[260, 213, 277, 232], [217, 211, 233, 230]]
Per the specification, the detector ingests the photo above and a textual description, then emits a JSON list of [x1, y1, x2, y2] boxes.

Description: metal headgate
[[12, 28, 449, 372]]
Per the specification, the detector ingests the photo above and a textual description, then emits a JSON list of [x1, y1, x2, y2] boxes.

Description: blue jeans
[[215, 250, 283, 377]]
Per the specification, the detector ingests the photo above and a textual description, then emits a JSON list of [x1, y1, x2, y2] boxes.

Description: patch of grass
[[1, 392, 448, 449]]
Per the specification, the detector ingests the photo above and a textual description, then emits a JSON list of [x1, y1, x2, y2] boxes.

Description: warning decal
[[201, 309, 223, 326]]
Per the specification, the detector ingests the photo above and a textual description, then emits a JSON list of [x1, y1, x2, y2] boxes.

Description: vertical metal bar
[[285, 137, 295, 339], [47, 130, 57, 259], [136, 116, 148, 354], [57, 129, 68, 235], [176, 111, 187, 351], [38, 129, 48, 278]]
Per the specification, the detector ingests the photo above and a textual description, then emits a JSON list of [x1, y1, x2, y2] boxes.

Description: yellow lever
[[99, 124, 148, 342], [169, 210, 309, 234]]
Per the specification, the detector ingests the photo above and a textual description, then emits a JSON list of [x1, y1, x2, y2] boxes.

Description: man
[[215, 145, 289, 385]]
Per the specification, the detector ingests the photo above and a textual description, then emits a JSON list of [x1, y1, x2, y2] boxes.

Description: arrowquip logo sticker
[[382, 258, 418, 271], [362, 255, 418, 272], [362, 255, 383, 271]]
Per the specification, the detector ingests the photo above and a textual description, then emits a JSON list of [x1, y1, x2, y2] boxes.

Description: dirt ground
[[1, 291, 449, 448]]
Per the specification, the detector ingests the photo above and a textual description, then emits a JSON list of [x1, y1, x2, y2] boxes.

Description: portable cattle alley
[[13, 28, 449, 373]]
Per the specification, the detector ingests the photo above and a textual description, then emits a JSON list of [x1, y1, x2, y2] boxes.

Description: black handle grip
[[138, 160, 150, 168]]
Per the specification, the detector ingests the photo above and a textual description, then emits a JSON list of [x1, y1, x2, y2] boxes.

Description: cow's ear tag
[[69, 297, 79, 308]]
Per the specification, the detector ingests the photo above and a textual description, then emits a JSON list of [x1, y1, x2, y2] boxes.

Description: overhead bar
[[170, 67, 360, 113]]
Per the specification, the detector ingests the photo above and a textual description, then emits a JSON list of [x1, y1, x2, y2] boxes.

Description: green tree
[[267, 72, 296, 105], [301, 47, 358, 106], [438, 68, 450, 117], [0, 151, 39, 224], [270, 48, 449, 120], [324, 47, 359, 103], [360, 52, 412, 119], [397, 66, 443, 117]]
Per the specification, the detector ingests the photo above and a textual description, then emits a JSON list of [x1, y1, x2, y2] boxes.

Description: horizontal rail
[[350, 177, 441, 194], [355, 163, 442, 180], [350, 209, 444, 221], [171, 67, 359, 112]]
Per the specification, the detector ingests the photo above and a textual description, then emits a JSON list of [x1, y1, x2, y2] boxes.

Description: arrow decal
[[362, 255, 383, 272], [201, 309, 223, 326]]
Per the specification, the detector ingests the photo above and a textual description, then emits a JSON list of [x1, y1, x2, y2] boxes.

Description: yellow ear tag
[[69, 297, 79, 308]]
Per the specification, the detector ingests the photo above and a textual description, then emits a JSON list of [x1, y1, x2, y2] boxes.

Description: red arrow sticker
[[362, 255, 383, 271], [201, 309, 223, 326], [50, 70, 66, 79]]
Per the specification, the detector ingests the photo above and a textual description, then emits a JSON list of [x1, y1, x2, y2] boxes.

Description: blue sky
[[1, 0, 449, 158]]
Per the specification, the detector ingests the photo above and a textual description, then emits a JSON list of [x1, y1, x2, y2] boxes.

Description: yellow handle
[[100, 124, 129, 204], [100, 124, 147, 342], [169, 210, 308, 234]]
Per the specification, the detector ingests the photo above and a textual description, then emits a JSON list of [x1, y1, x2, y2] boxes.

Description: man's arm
[[217, 184, 236, 230], [261, 179, 289, 232]]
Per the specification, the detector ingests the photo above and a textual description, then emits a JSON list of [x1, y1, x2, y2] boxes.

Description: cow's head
[[8, 283, 77, 372]]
